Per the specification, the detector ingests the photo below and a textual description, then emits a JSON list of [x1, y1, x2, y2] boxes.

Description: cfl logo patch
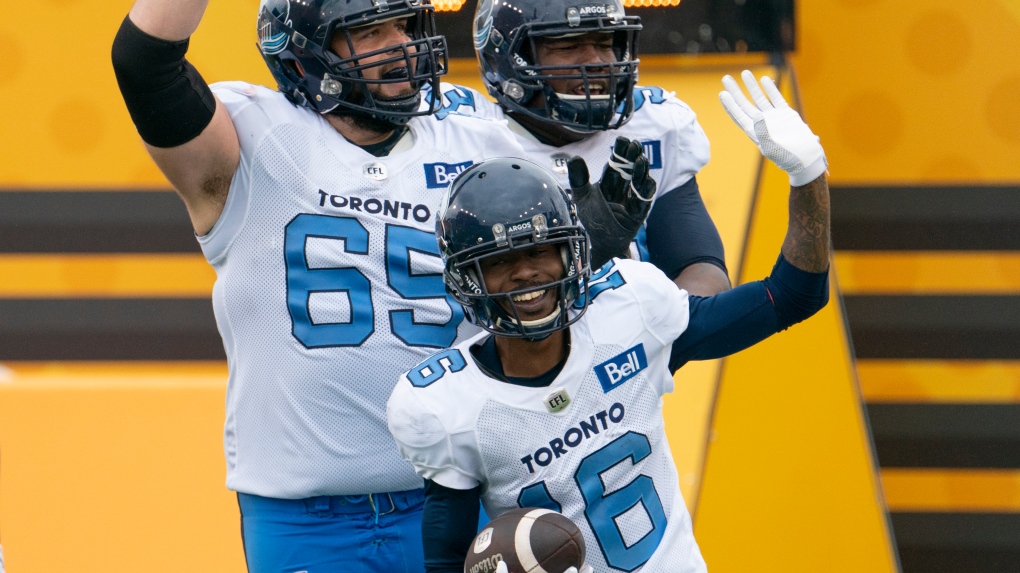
[[595, 344, 647, 392], [551, 152, 571, 174], [425, 161, 473, 188]]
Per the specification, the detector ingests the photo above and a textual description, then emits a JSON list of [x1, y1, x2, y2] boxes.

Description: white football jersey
[[422, 83, 711, 200], [388, 259, 708, 573], [202, 81, 524, 498]]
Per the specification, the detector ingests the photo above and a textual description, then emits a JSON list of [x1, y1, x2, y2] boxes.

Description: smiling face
[[532, 31, 616, 98], [479, 244, 565, 322], [330, 17, 417, 99]]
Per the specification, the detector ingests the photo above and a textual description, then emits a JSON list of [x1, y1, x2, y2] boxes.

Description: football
[[463, 508, 586, 573]]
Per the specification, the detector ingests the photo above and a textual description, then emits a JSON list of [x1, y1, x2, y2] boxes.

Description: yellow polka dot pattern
[[0, 1, 275, 188], [791, 0, 1020, 182], [1, 1, 1018, 187]]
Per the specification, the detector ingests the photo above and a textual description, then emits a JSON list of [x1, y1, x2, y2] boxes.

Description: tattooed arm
[[667, 173, 831, 370], [665, 72, 831, 370], [781, 174, 830, 273], [719, 69, 831, 271]]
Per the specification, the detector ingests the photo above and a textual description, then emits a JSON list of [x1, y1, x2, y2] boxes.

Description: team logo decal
[[258, 0, 291, 55], [473, 0, 495, 49]]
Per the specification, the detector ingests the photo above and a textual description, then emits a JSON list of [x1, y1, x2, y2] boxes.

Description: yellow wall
[[791, 0, 1020, 183], [0, 364, 244, 573], [0, 0, 272, 188], [693, 81, 897, 569], [2, 1, 1017, 186], [5, 0, 1004, 570]]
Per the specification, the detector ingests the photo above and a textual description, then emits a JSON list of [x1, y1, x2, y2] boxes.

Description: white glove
[[495, 561, 508, 573], [719, 70, 827, 187]]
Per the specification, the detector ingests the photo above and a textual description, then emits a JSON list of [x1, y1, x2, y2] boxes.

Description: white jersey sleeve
[[388, 344, 489, 490], [204, 81, 281, 261]]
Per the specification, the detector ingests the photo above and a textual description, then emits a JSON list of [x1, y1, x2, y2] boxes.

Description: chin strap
[[517, 304, 562, 328], [494, 303, 562, 332]]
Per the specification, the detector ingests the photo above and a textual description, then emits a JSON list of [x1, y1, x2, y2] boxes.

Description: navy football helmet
[[257, 0, 447, 124], [437, 158, 591, 339], [473, 0, 641, 132]]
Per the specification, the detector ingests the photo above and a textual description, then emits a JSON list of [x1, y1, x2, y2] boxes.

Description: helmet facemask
[[492, 15, 640, 132], [258, 0, 448, 125], [446, 234, 590, 341], [436, 158, 593, 340]]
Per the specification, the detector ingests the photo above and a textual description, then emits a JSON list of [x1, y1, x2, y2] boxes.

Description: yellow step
[[858, 360, 1020, 403], [0, 254, 215, 297], [835, 251, 1020, 294], [882, 469, 1020, 512]]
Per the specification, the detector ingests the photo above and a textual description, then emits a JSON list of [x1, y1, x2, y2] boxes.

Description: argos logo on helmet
[[506, 221, 533, 234], [425, 161, 473, 188], [258, 0, 291, 55], [577, 4, 610, 16], [474, 0, 496, 49]]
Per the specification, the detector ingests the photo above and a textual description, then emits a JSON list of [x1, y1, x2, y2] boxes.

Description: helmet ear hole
[[284, 59, 306, 79]]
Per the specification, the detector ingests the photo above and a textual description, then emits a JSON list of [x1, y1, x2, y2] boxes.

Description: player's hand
[[568, 137, 656, 270], [719, 70, 827, 187]]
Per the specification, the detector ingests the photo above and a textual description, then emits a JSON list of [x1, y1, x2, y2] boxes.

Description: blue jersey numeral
[[284, 214, 463, 349], [386, 225, 465, 347], [576, 432, 666, 571], [285, 214, 375, 347], [573, 262, 626, 309], [517, 481, 562, 513], [407, 349, 467, 387], [517, 431, 666, 572]]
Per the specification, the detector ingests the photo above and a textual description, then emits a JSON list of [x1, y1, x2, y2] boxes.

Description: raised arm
[[112, 0, 240, 235], [666, 71, 830, 371], [720, 70, 830, 271]]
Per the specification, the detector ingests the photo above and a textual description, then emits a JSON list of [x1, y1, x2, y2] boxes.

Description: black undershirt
[[468, 334, 568, 388], [644, 177, 727, 280], [353, 126, 408, 157]]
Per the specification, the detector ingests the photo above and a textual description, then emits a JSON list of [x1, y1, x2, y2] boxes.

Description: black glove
[[568, 136, 656, 270]]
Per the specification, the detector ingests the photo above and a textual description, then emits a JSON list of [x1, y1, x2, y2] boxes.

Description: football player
[[111, 0, 534, 572], [388, 71, 830, 573], [424, 0, 732, 296]]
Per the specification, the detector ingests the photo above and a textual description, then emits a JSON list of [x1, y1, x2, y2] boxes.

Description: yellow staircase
[[832, 186, 1020, 572]]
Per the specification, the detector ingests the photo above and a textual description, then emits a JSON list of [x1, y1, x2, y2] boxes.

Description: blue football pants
[[238, 489, 425, 573]]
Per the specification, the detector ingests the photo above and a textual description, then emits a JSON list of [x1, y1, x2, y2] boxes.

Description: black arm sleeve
[[669, 254, 829, 372], [111, 15, 216, 148], [644, 176, 727, 280], [422, 479, 482, 573]]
